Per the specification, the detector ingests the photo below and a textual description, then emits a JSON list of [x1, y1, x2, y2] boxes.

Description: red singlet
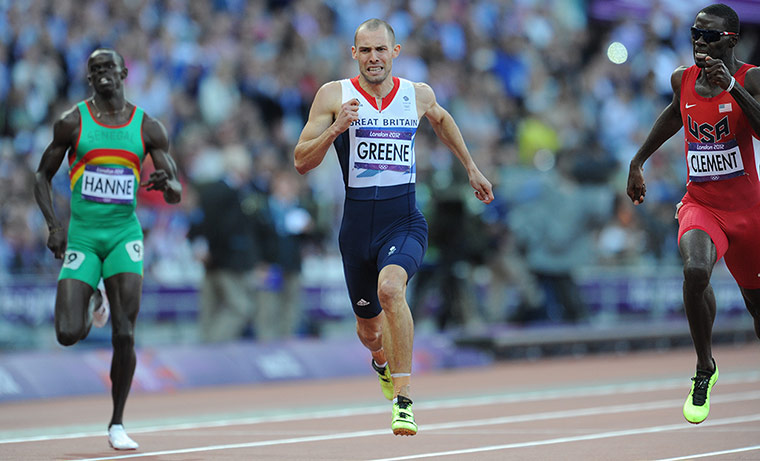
[[677, 63, 760, 288]]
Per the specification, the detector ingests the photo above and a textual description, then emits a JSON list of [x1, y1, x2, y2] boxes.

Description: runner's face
[[692, 13, 734, 68], [352, 27, 399, 85], [87, 51, 126, 94]]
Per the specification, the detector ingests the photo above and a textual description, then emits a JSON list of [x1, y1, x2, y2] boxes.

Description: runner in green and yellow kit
[[33, 48, 182, 451]]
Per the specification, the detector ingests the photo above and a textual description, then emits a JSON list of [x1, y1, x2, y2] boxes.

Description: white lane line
[[653, 444, 760, 461], [65, 392, 760, 461], [76, 429, 389, 461], [368, 415, 760, 461], [3, 372, 759, 445]]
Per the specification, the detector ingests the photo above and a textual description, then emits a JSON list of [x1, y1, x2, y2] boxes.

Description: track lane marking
[[2, 372, 759, 445], [63, 391, 760, 461], [369, 415, 760, 461], [654, 444, 760, 461]]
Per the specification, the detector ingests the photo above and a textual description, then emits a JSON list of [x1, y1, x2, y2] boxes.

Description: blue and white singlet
[[334, 76, 428, 318]]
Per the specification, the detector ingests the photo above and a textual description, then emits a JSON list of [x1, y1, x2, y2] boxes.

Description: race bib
[[687, 140, 744, 182], [353, 128, 414, 173], [125, 240, 143, 262], [62, 250, 85, 270], [81, 165, 135, 204]]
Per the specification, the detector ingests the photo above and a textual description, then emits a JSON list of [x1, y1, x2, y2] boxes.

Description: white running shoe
[[91, 285, 110, 328], [108, 424, 139, 450]]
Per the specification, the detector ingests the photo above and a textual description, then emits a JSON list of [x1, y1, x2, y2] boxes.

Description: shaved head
[[88, 48, 125, 68], [354, 18, 396, 46], [698, 3, 739, 33]]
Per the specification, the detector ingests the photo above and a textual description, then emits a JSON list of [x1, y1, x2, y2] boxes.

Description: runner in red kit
[[627, 3, 760, 425]]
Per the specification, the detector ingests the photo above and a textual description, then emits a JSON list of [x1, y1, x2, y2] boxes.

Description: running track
[[1, 343, 758, 460]]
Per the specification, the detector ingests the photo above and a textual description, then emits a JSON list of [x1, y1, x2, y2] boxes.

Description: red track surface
[[1, 343, 759, 460]]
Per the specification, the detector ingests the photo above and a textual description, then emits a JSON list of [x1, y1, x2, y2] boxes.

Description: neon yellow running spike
[[392, 396, 417, 436], [372, 360, 394, 401], [683, 364, 718, 424]]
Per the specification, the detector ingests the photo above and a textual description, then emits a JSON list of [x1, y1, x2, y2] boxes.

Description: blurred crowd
[[2, 0, 759, 337]]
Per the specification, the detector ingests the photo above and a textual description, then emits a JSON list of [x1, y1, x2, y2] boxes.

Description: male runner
[[627, 3, 760, 424], [34, 48, 182, 449], [294, 19, 493, 435]]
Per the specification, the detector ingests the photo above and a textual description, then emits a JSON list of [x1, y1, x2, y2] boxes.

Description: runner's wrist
[[726, 76, 736, 92]]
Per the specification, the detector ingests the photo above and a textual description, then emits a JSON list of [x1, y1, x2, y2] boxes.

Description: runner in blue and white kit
[[294, 18, 493, 436]]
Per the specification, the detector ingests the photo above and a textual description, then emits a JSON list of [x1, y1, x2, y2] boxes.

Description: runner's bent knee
[[683, 264, 711, 291], [356, 316, 383, 344], [111, 330, 135, 349], [378, 277, 405, 307], [56, 326, 85, 346]]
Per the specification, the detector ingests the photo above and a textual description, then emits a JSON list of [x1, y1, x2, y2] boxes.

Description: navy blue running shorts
[[338, 193, 428, 318]]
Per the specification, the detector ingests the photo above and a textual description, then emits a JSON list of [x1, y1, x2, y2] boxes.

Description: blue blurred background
[[2, 0, 759, 359]]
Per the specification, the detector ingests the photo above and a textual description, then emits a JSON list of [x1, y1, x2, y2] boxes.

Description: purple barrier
[[0, 335, 493, 402], [590, 1, 760, 25], [0, 278, 198, 326], [577, 270, 747, 319], [1, 269, 748, 330]]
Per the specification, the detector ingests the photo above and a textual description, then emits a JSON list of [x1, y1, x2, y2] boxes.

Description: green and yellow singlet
[[68, 101, 145, 222]]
